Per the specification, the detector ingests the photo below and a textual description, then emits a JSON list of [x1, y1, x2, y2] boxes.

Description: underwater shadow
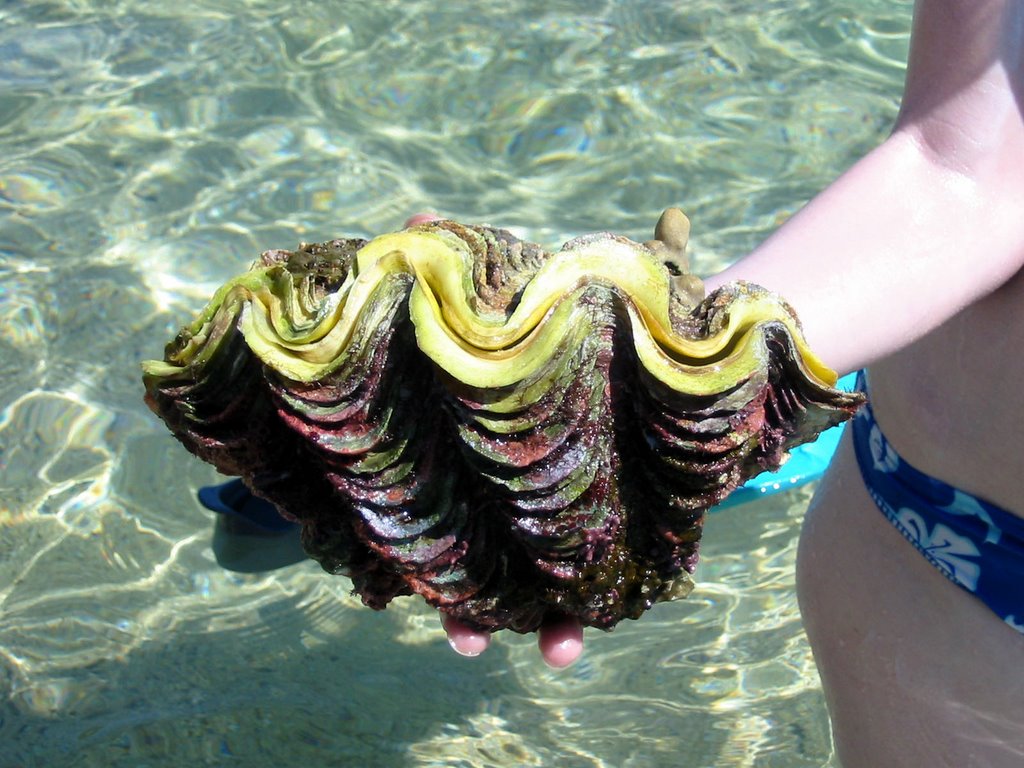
[[0, 563, 545, 768]]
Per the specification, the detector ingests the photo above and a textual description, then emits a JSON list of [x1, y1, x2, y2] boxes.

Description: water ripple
[[0, 0, 910, 765]]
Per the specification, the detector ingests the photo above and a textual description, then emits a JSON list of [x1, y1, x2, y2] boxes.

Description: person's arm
[[446, 0, 1024, 667], [706, 0, 1024, 375]]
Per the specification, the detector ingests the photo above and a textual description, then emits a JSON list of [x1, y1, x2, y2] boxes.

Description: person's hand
[[403, 212, 443, 228], [442, 613, 584, 669], [402, 212, 585, 669]]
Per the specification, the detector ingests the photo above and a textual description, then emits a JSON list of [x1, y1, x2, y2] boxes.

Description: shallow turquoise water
[[0, 1, 911, 765]]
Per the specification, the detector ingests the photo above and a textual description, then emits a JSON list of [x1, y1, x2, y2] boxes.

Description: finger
[[404, 212, 442, 228], [537, 614, 584, 669], [441, 614, 491, 657]]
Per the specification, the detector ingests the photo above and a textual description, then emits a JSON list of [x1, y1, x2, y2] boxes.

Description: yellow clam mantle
[[142, 226, 837, 395]]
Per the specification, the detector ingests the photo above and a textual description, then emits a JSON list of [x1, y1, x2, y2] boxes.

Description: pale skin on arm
[[435, 0, 1024, 667], [709, 0, 1024, 376], [706, 0, 1024, 374]]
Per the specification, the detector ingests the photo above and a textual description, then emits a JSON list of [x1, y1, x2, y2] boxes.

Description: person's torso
[[868, 266, 1024, 517]]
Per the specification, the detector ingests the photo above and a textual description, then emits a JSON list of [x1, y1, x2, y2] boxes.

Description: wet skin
[[437, 0, 1024, 761]]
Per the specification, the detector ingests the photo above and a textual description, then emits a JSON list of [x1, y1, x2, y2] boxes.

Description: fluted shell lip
[[143, 210, 863, 633]]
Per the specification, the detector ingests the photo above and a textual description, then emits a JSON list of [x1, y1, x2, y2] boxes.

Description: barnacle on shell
[[143, 209, 863, 633]]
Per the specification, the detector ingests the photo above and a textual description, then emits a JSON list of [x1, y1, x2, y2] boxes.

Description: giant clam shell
[[142, 209, 863, 633]]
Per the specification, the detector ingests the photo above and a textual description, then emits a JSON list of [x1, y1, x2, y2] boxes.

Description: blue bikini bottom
[[851, 372, 1024, 634]]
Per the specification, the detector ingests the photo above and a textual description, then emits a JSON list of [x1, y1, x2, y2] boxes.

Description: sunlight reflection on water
[[0, 1, 911, 765]]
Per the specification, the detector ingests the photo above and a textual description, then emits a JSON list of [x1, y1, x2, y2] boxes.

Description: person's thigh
[[796, 432, 1024, 768]]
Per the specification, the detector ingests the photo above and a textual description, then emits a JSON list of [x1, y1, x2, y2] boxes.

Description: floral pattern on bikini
[[941, 490, 1003, 545], [893, 508, 981, 591], [851, 371, 1024, 636], [868, 423, 900, 473]]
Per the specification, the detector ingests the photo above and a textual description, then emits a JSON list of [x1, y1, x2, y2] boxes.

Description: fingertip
[[539, 616, 584, 669], [449, 631, 490, 658], [441, 614, 491, 658], [404, 212, 442, 228], [544, 640, 583, 669]]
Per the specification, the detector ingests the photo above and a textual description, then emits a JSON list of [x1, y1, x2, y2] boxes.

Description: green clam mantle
[[143, 210, 862, 633]]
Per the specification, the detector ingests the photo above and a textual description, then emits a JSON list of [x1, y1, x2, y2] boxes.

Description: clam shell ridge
[[142, 211, 863, 633]]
